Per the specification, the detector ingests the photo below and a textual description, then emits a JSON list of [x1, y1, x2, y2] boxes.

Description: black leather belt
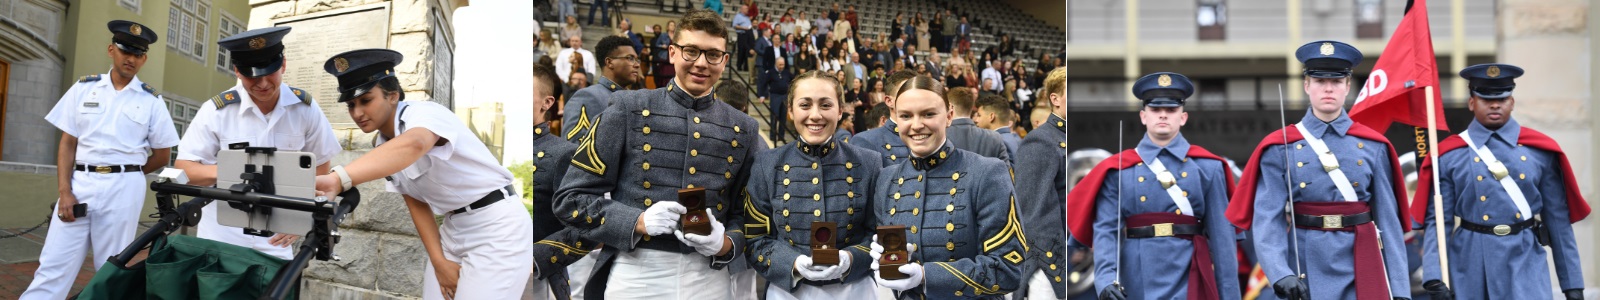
[[1126, 223, 1202, 238], [448, 185, 516, 215], [74, 164, 143, 174], [1293, 211, 1373, 229], [1459, 218, 1539, 236], [636, 234, 695, 254]]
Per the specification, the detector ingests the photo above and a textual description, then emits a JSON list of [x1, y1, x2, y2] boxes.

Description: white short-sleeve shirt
[[379, 101, 515, 215], [44, 71, 180, 165], [176, 84, 341, 166]]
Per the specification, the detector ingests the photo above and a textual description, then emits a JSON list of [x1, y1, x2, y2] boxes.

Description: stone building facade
[[243, 0, 467, 298]]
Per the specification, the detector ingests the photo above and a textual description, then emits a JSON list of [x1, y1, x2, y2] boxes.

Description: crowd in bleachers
[[534, 0, 1065, 143]]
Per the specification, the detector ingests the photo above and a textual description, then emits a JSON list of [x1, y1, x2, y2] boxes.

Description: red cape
[[1224, 124, 1411, 231], [1410, 127, 1591, 223], [1067, 146, 1234, 246]]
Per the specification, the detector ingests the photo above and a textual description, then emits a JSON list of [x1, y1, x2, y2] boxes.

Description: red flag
[[1350, 0, 1448, 133]]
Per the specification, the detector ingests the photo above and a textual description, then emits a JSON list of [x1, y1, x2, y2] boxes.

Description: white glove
[[641, 201, 687, 236], [868, 234, 923, 291], [794, 250, 852, 281], [674, 209, 727, 256], [874, 263, 925, 291]]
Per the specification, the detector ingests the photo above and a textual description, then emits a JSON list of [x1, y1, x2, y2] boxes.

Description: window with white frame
[[167, 0, 209, 61], [164, 97, 200, 166], [119, 0, 141, 13], [216, 15, 243, 73]]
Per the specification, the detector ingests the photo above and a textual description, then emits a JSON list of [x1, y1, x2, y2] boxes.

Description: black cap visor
[[1471, 86, 1514, 100], [1143, 98, 1184, 108]]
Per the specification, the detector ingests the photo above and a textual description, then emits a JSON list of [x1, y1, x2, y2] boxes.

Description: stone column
[[1498, 0, 1595, 290], [244, 0, 467, 298]]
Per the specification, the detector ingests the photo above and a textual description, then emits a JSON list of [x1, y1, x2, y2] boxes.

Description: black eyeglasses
[[671, 44, 727, 64]]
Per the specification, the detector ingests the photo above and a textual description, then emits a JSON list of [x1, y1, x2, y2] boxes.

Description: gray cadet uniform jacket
[[744, 139, 884, 291], [874, 143, 1028, 299], [1011, 114, 1067, 298], [554, 81, 767, 292], [945, 118, 1010, 163]]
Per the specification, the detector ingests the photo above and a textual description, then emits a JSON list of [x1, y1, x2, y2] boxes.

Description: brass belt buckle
[[95, 166, 112, 174], [1492, 224, 1511, 236], [1322, 215, 1343, 229], [1153, 223, 1174, 237]]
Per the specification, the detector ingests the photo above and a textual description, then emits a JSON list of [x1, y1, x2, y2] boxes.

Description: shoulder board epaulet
[[288, 87, 312, 104], [141, 83, 157, 95], [77, 74, 101, 83], [210, 91, 241, 108]]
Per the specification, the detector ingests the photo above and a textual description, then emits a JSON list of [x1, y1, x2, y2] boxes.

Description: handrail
[[724, 39, 770, 123]]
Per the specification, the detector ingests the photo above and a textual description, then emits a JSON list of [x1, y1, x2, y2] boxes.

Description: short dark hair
[[678, 9, 728, 39], [946, 87, 976, 113], [867, 103, 891, 126], [977, 94, 1012, 122], [716, 81, 751, 112], [595, 36, 633, 68], [534, 63, 562, 98]]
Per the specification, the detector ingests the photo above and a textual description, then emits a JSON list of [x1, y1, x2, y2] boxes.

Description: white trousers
[[1025, 270, 1062, 300], [20, 171, 146, 300], [422, 199, 534, 300], [567, 250, 599, 300], [731, 269, 759, 300], [604, 248, 731, 299], [765, 277, 877, 300], [195, 202, 294, 259]]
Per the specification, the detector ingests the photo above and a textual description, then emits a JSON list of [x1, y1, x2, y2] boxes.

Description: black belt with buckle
[[1459, 218, 1539, 236], [448, 185, 515, 215], [1126, 223, 1201, 238], [74, 164, 143, 174], [1293, 211, 1373, 229]]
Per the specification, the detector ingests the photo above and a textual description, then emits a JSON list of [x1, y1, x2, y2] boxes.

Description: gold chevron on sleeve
[[571, 115, 607, 175], [984, 196, 1029, 252], [566, 106, 593, 140], [742, 191, 770, 237], [932, 262, 1003, 295]]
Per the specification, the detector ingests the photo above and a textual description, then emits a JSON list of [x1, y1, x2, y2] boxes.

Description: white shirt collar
[[98, 68, 145, 93], [236, 84, 297, 116]]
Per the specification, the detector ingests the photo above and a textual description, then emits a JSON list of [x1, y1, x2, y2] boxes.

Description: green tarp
[[76, 235, 294, 300]]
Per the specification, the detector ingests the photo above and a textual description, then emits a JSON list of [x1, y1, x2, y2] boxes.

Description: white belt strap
[[1458, 132, 1532, 221], [1144, 157, 1195, 216], [1294, 123, 1359, 202]]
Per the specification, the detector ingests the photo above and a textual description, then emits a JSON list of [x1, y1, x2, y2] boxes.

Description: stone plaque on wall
[[275, 7, 391, 128]]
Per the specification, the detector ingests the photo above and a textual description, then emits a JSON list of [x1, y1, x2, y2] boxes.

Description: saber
[[1112, 121, 1125, 293], [1277, 84, 1306, 282]]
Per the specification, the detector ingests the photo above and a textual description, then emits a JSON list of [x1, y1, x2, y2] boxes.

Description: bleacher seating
[[714, 0, 1064, 68]]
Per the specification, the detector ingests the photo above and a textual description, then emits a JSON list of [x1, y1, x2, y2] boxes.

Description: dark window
[[1356, 0, 1385, 39], [1197, 0, 1226, 40]]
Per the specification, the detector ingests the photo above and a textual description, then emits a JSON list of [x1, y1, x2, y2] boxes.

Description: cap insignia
[[249, 37, 267, 50]]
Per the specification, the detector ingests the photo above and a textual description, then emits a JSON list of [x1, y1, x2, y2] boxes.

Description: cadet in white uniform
[[175, 26, 340, 260], [23, 20, 181, 300], [312, 49, 532, 300]]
